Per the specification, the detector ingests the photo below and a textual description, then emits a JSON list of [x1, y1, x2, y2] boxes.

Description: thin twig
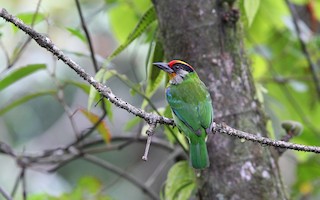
[[0, 141, 16, 157], [142, 122, 157, 161], [285, 0, 320, 99], [83, 141, 133, 154], [0, 40, 10, 68], [0, 9, 173, 125], [10, 169, 23, 198], [0, 186, 12, 200], [45, 152, 82, 173], [79, 135, 175, 152], [74, 1, 109, 146], [213, 122, 320, 153], [65, 115, 107, 148], [0, 136, 175, 172], [75, 0, 99, 71], [53, 82, 80, 138], [110, 71, 189, 153], [82, 154, 159, 200], [142, 136, 153, 161], [8, 0, 42, 68], [74, 0, 108, 144], [48, 137, 172, 172], [145, 148, 184, 187], [0, 8, 320, 162], [21, 168, 26, 200]]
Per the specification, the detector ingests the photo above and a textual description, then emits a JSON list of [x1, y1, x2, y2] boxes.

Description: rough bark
[[152, 0, 287, 199]]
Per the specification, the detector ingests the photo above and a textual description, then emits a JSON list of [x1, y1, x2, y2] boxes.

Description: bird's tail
[[189, 140, 209, 169]]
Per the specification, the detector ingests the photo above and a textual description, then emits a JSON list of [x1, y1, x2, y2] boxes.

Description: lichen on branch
[[0, 7, 320, 158]]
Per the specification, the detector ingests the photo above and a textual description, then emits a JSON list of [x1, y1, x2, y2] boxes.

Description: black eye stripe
[[173, 64, 194, 72]]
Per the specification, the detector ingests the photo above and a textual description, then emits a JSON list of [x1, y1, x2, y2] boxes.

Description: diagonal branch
[[75, 0, 99, 71], [7, 0, 42, 69], [1, 7, 320, 157], [213, 122, 320, 153], [0, 8, 174, 126], [0, 186, 12, 200]]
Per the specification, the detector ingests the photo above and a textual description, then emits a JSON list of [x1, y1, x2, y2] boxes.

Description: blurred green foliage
[[29, 177, 113, 200], [1, 0, 320, 199], [244, 0, 320, 198]]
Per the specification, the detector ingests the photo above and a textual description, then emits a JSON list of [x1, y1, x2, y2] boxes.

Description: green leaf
[[105, 0, 117, 4], [88, 68, 108, 110], [246, 0, 288, 43], [29, 194, 55, 200], [104, 98, 113, 121], [315, 1, 320, 21], [29, 176, 112, 200], [255, 83, 267, 104], [0, 90, 56, 115], [124, 116, 141, 131], [68, 79, 114, 121], [108, 0, 151, 43], [164, 161, 196, 200], [141, 40, 165, 109], [17, 12, 45, 25], [107, 6, 156, 61], [77, 176, 101, 193], [66, 27, 87, 42], [87, 69, 115, 121], [88, 87, 99, 111], [0, 64, 46, 91], [13, 12, 45, 32], [109, 3, 138, 43], [244, 0, 261, 26], [289, 0, 308, 4], [130, 83, 142, 96], [73, 176, 112, 200], [65, 80, 91, 94], [292, 155, 320, 198], [251, 53, 267, 79]]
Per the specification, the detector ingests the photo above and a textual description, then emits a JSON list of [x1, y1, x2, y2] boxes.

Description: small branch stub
[[278, 120, 304, 154], [0, 7, 320, 167], [142, 123, 157, 161]]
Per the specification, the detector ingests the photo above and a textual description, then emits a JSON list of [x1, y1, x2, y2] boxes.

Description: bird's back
[[166, 72, 213, 135]]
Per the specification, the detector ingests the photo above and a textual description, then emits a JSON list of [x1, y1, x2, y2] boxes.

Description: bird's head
[[153, 60, 194, 83]]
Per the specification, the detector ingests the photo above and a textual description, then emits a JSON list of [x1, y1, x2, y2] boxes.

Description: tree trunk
[[152, 0, 287, 199]]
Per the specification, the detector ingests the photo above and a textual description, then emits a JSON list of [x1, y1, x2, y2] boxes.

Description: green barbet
[[154, 60, 214, 169]]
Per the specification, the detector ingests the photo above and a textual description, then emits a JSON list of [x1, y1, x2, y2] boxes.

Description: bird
[[153, 60, 214, 169]]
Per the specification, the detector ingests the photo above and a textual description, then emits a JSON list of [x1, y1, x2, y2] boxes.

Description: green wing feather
[[166, 73, 213, 133], [166, 72, 213, 169]]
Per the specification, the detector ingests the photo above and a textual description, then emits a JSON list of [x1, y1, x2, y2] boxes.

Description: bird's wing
[[166, 78, 213, 135], [197, 81, 214, 129], [166, 87, 199, 132]]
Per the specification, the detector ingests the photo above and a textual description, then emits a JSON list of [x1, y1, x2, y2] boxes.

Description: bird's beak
[[153, 62, 174, 73]]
